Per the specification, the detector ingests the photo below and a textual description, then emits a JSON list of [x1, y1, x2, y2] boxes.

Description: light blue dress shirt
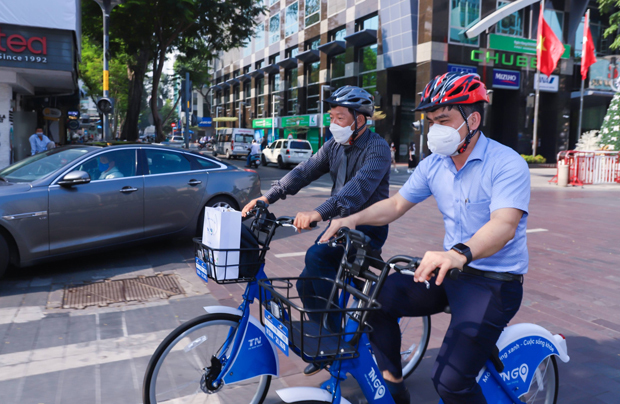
[[399, 133, 530, 274], [29, 134, 52, 155]]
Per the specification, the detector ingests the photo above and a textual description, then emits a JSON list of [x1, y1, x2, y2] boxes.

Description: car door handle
[[188, 179, 202, 186], [120, 186, 139, 193]]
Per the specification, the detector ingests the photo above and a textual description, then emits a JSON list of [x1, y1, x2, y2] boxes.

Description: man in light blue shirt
[[320, 72, 530, 404], [29, 128, 53, 155]]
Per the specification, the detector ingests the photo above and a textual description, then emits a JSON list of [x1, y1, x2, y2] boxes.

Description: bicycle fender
[[222, 315, 279, 384], [203, 305, 243, 317], [276, 387, 352, 404], [475, 323, 569, 404]]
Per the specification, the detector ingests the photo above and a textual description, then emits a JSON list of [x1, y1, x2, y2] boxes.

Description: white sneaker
[[394, 169, 399, 173], [407, 169, 411, 173]]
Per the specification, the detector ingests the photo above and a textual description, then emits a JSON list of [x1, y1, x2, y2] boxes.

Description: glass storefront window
[[331, 53, 346, 79], [359, 44, 377, 95], [255, 23, 265, 50], [270, 14, 280, 44], [544, 9, 564, 41], [257, 77, 265, 117], [361, 15, 379, 31], [306, 0, 320, 27], [287, 68, 299, 115], [496, 1, 523, 37], [307, 38, 321, 50], [306, 61, 320, 113], [244, 81, 251, 104], [270, 73, 281, 115], [449, 0, 480, 45], [285, 2, 298, 37], [332, 27, 346, 41]]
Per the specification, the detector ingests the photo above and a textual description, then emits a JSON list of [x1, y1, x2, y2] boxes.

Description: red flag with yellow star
[[537, 2, 564, 77]]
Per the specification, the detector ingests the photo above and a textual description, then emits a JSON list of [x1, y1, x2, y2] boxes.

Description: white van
[[213, 128, 255, 159]]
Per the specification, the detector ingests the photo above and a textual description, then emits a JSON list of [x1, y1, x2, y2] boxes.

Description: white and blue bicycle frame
[[275, 316, 570, 404], [201, 264, 281, 387]]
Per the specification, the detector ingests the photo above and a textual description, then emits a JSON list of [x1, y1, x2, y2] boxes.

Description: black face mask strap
[[456, 105, 477, 154]]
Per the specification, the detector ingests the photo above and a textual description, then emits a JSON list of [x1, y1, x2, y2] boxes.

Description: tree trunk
[[151, 46, 167, 143], [121, 47, 150, 141]]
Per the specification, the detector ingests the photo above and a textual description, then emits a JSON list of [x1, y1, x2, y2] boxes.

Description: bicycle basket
[[193, 237, 267, 284], [258, 276, 381, 363]]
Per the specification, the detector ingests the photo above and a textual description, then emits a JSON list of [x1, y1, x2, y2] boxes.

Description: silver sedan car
[[0, 144, 262, 278]]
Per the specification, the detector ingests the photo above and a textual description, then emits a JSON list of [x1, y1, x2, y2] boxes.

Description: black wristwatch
[[451, 243, 472, 266]]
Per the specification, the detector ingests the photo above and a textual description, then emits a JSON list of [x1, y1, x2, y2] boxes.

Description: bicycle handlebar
[[388, 255, 460, 282]]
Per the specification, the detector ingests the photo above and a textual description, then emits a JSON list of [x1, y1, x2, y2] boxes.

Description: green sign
[[471, 50, 537, 68], [252, 118, 274, 128], [488, 34, 570, 59], [323, 113, 330, 126], [282, 114, 319, 127]]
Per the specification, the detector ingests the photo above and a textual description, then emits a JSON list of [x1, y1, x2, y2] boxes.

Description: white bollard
[[557, 163, 569, 187]]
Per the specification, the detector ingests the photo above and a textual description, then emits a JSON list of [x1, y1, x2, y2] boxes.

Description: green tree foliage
[[79, 36, 130, 137], [598, 1, 620, 49], [599, 92, 620, 150], [82, 0, 265, 142]]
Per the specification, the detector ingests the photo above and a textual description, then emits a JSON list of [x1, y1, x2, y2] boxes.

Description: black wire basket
[[193, 238, 268, 284], [258, 276, 381, 363]]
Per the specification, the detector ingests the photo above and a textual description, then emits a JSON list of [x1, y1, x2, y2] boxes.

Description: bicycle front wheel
[[400, 315, 431, 379], [143, 313, 271, 404], [518, 356, 559, 404]]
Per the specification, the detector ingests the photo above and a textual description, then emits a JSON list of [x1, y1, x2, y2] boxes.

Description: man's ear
[[357, 113, 367, 127], [469, 111, 481, 131]]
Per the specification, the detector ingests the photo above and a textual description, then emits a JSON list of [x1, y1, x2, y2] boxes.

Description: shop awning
[[210, 84, 222, 92], [263, 64, 280, 74], [212, 117, 239, 122], [318, 40, 346, 56], [296, 49, 320, 63], [236, 74, 251, 83], [278, 57, 298, 69], [219, 82, 230, 89], [462, 0, 539, 39], [344, 29, 377, 47], [226, 77, 239, 86]]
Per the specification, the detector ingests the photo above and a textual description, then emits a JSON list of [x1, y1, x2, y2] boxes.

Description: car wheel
[[277, 155, 285, 169], [196, 196, 240, 236], [226, 150, 232, 159], [261, 154, 267, 166], [0, 234, 9, 279], [212, 150, 217, 157]]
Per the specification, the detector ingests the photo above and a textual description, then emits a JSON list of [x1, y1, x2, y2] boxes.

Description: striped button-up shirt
[[263, 128, 391, 220]]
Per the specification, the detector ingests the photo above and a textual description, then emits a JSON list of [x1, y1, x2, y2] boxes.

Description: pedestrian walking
[[390, 142, 398, 173], [407, 141, 417, 173]]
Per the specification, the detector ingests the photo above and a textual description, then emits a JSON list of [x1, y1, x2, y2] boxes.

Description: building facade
[[209, 0, 617, 162], [0, 0, 81, 167]]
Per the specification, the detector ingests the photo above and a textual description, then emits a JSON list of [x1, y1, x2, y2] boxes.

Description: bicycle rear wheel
[[400, 315, 431, 379], [518, 356, 558, 404], [143, 313, 271, 404]]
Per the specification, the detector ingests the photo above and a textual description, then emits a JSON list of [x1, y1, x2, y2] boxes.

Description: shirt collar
[[351, 127, 371, 149], [440, 132, 489, 171]]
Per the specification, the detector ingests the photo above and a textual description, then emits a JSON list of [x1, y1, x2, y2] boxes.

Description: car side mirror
[[58, 170, 91, 187]]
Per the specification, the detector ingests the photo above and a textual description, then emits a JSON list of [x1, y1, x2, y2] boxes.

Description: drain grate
[[63, 274, 184, 309]]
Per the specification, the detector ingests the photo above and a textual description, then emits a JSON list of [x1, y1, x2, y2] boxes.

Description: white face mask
[[330, 122, 354, 145], [427, 115, 471, 156]]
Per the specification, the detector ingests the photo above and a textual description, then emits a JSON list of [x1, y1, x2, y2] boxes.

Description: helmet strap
[[456, 105, 477, 154], [349, 110, 365, 145]]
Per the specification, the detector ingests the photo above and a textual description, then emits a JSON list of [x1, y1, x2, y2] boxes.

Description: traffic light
[[97, 97, 114, 114]]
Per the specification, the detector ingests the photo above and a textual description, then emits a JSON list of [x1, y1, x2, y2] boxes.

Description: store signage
[[492, 69, 520, 90], [0, 24, 74, 71], [252, 118, 275, 128], [448, 64, 477, 75], [43, 107, 62, 118], [283, 115, 310, 127], [198, 117, 212, 127], [471, 50, 537, 68], [67, 110, 80, 118], [534, 73, 559, 93], [488, 34, 570, 59]]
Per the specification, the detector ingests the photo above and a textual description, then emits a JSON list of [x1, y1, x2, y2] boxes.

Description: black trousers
[[368, 271, 523, 404]]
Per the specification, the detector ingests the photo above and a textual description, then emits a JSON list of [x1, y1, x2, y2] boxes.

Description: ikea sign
[[492, 69, 520, 90]]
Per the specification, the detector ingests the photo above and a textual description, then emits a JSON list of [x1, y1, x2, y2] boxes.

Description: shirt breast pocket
[[465, 200, 491, 235]]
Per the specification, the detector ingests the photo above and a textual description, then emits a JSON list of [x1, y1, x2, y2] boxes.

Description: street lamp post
[[93, 0, 123, 141], [215, 106, 222, 131], [271, 94, 280, 142], [320, 85, 333, 147]]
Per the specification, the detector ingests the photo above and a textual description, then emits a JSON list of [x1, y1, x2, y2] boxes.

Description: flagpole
[[532, 0, 544, 157], [577, 9, 591, 145]]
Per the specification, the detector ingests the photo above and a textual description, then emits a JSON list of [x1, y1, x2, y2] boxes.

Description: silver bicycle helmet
[[324, 86, 375, 117]]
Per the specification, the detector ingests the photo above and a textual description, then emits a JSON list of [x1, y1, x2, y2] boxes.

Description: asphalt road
[[1, 164, 619, 404]]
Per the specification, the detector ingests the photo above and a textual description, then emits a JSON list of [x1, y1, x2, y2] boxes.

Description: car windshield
[[0, 148, 90, 183], [290, 141, 311, 150], [172, 136, 184, 141], [235, 134, 254, 143]]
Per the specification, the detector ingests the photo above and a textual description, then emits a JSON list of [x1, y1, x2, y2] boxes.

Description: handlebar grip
[[256, 199, 269, 209], [309, 221, 318, 228]]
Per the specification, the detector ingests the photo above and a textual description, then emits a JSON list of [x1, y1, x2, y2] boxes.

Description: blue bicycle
[[258, 227, 570, 404], [142, 202, 431, 404]]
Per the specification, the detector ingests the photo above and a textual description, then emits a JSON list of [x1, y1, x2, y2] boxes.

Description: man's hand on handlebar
[[318, 216, 357, 243], [293, 211, 322, 233], [414, 250, 467, 286], [242, 196, 269, 217]]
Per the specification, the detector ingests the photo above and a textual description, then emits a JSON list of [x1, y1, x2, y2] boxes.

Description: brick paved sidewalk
[[205, 177, 620, 404]]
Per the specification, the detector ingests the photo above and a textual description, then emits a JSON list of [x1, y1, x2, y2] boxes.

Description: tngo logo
[[367, 367, 386, 400], [500, 363, 529, 383]]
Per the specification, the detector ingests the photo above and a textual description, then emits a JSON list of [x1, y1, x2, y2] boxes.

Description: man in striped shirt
[[242, 86, 391, 373]]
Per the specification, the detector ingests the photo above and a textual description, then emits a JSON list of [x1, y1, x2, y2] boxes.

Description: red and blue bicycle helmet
[[415, 72, 489, 112]]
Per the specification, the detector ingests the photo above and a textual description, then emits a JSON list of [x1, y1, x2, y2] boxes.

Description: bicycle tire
[[143, 313, 271, 404], [517, 355, 559, 404], [400, 315, 431, 379]]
